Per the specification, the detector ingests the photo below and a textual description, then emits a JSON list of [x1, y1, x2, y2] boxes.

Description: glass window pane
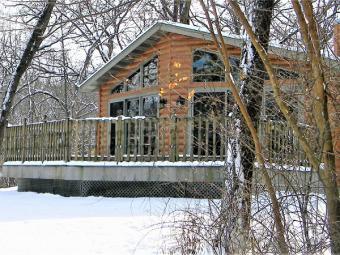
[[229, 57, 240, 81], [275, 68, 299, 79], [193, 92, 225, 117], [126, 70, 140, 91], [193, 50, 225, 82], [126, 98, 140, 117], [143, 96, 158, 117], [111, 83, 124, 94], [264, 90, 299, 121], [109, 101, 124, 117], [143, 57, 158, 87]]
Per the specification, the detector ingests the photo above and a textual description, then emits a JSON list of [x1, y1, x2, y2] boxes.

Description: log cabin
[[1, 21, 338, 197]]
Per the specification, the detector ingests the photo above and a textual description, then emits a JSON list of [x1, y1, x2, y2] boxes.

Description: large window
[[193, 92, 226, 117], [109, 101, 124, 117], [109, 101, 124, 155], [109, 95, 159, 156], [193, 50, 224, 82], [109, 95, 159, 118], [142, 96, 158, 117], [143, 57, 158, 87], [126, 98, 140, 117], [192, 92, 232, 156], [192, 50, 240, 82], [114, 56, 158, 92], [262, 88, 300, 121], [126, 70, 141, 91]]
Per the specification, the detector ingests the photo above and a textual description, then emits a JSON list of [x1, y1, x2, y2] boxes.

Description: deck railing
[[2, 116, 308, 164]]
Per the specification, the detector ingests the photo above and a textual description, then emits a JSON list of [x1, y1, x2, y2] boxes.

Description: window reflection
[[109, 101, 124, 117], [126, 98, 140, 117], [263, 90, 299, 121], [143, 57, 158, 87], [126, 70, 140, 91], [192, 50, 240, 82], [193, 92, 226, 117], [111, 83, 124, 94], [193, 50, 225, 82], [143, 96, 158, 117]]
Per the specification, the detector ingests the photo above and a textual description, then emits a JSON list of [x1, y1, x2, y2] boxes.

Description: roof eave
[[79, 21, 337, 93], [79, 22, 163, 92], [79, 21, 243, 93]]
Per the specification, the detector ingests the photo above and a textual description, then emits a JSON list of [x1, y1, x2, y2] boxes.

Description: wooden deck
[[2, 116, 308, 165]]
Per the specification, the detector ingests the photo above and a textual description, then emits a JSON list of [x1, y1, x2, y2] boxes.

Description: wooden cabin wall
[[97, 33, 240, 155], [96, 32, 339, 171]]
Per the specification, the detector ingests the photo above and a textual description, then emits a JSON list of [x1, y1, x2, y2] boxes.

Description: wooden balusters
[[1, 117, 308, 164]]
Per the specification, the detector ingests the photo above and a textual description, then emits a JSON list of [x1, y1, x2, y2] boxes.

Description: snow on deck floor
[[0, 187, 205, 255]]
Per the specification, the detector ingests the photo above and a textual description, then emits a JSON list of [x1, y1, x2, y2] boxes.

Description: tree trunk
[[200, 0, 289, 252], [0, 0, 56, 143], [235, 0, 275, 239], [229, 1, 338, 253], [163, 0, 191, 24], [179, 0, 191, 24]]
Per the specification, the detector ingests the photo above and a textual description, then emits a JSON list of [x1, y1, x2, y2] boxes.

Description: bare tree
[[227, 0, 276, 244], [198, 0, 289, 253], [0, 0, 56, 145], [147, 0, 192, 24], [226, 0, 339, 253]]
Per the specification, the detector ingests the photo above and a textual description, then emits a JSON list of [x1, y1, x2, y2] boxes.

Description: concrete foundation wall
[[2, 163, 226, 183], [2, 162, 325, 198]]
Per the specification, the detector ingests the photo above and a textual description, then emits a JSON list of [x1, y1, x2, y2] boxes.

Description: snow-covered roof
[[77, 20, 326, 92]]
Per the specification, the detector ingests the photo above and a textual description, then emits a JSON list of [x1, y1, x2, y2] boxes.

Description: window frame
[[108, 93, 160, 118], [142, 56, 159, 88], [192, 49, 240, 83], [188, 88, 232, 118], [262, 85, 304, 123], [111, 55, 159, 94], [192, 49, 225, 82], [186, 88, 232, 155]]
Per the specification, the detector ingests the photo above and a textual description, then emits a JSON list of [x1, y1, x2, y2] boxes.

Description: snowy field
[[0, 187, 204, 255]]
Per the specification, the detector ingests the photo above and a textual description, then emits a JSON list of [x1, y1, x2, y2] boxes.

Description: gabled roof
[[79, 20, 244, 92], [77, 20, 324, 92]]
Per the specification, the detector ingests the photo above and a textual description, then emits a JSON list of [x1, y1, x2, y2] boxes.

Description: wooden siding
[[97, 32, 339, 179]]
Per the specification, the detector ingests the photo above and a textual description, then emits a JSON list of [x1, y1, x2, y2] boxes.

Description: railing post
[[21, 118, 27, 163], [65, 117, 71, 162], [121, 117, 126, 162], [2, 120, 8, 162], [170, 115, 178, 162], [188, 117, 194, 161], [41, 115, 47, 162], [74, 119, 79, 161], [115, 116, 123, 162]]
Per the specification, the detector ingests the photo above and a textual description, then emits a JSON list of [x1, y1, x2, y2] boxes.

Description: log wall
[[97, 32, 339, 180]]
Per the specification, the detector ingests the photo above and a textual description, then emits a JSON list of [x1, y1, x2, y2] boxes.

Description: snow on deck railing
[[2, 117, 309, 165]]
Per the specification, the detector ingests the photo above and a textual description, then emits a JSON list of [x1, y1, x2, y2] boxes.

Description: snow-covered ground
[[0, 187, 204, 255], [0, 187, 329, 254]]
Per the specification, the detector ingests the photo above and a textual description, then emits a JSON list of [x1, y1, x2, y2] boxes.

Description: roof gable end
[[78, 21, 244, 92]]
